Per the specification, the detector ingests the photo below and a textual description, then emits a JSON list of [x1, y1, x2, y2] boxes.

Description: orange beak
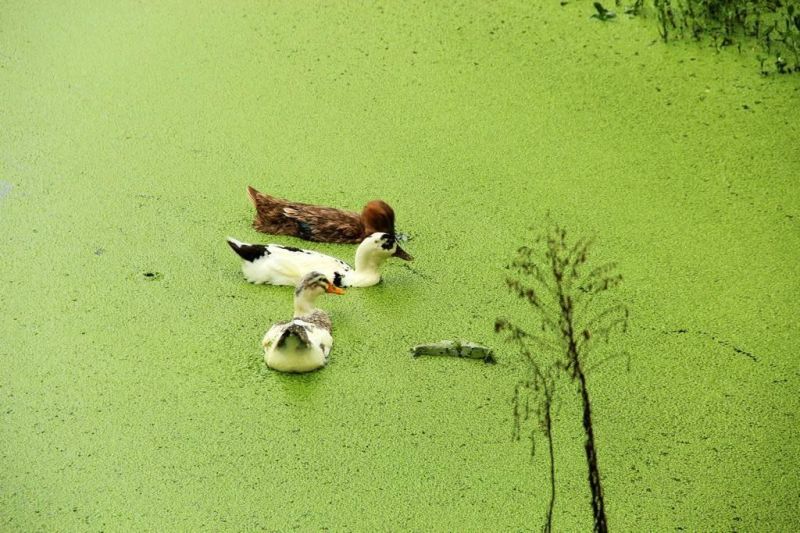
[[326, 282, 345, 295]]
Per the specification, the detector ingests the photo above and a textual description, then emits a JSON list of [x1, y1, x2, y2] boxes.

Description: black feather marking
[[276, 245, 309, 254], [379, 233, 395, 250], [228, 240, 269, 262], [333, 271, 344, 288], [297, 221, 313, 240]]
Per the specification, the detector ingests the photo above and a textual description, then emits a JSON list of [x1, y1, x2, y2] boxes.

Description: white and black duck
[[227, 232, 411, 288]]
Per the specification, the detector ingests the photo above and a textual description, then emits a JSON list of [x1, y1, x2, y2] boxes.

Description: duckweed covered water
[[2, 1, 798, 530]]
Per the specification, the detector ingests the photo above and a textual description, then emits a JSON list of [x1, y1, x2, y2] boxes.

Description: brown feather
[[300, 310, 332, 333], [362, 200, 396, 236], [248, 186, 396, 244]]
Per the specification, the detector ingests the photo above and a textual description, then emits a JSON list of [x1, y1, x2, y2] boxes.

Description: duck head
[[294, 271, 344, 316], [362, 200, 396, 236], [354, 232, 413, 269], [382, 233, 414, 261]]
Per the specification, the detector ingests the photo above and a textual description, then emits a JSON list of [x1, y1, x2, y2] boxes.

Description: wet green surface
[[2, 1, 799, 530]]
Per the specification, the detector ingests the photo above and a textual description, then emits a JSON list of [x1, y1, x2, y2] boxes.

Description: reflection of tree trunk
[[560, 281, 608, 533], [544, 399, 555, 533], [576, 365, 607, 533]]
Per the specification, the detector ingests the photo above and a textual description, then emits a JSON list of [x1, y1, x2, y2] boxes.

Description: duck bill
[[392, 245, 413, 261], [326, 283, 346, 295]]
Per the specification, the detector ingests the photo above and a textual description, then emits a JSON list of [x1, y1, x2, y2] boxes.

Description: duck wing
[[281, 206, 364, 243], [296, 313, 334, 360], [262, 322, 287, 348], [299, 310, 332, 333], [249, 245, 352, 286], [276, 322, 312, 348]]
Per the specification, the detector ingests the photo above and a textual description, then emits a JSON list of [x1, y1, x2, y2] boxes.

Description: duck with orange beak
[[262, 271, 345, 373]]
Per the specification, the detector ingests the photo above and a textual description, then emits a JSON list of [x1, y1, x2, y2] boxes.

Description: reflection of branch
[[496, 319, 562, 357], [586, 351, 632, 374], [498, 224, 627, 533], [565, 237, 593, 292], [510, 370, 556, 533], [577, 305, 629, 354], [660, 328, 758, 362], [575, 266, 622, 308], [398, 262, 432, 280], [578, 303, 628, 335], [505, 278, 561, 326]]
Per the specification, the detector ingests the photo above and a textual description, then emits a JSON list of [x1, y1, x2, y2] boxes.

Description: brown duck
[[247, 185, 408, 249]]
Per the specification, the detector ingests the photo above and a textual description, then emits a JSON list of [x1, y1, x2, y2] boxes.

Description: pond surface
[[1, 1, 798, 530]]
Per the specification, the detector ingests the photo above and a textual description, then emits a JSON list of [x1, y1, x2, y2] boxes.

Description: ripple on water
[[0, 181, 12, 200]]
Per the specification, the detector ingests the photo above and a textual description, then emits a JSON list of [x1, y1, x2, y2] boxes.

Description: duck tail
[[276, 323, 311, 349], [226, 237, 269, 262], [246, 185, 261, 206]]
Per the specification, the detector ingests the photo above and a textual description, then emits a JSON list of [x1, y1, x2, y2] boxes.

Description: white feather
[[262, 319, 332, 373], [229, 233, 399, 288]]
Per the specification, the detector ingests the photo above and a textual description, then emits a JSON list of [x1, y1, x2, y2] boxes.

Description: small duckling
[[247, 186, 400, 244], [227, 232, 412, 288], [262, 271, 345, 373]]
